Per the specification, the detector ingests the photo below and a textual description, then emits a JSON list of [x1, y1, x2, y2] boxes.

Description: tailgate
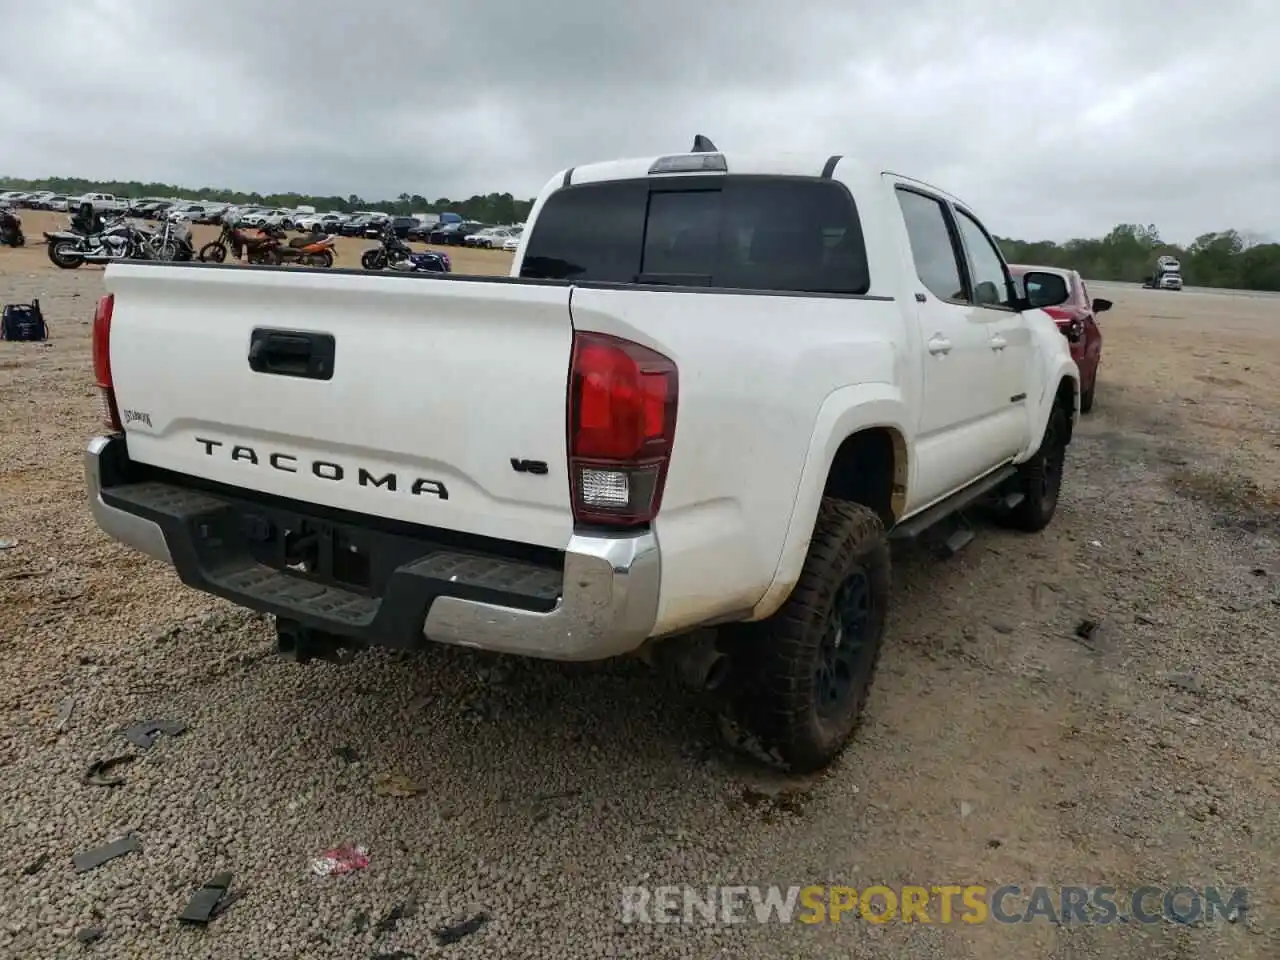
[[104, 264, 575, 549]]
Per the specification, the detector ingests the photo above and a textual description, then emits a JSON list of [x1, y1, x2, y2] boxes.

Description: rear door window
[[521, 176, 869, 294]]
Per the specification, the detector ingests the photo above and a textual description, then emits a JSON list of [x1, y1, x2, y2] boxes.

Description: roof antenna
[[691, 134, 718, 153]]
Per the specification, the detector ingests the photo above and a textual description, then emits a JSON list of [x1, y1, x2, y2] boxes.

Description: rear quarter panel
[[568, 286, 909, 636]]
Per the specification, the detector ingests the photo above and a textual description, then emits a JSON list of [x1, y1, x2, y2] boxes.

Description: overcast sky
[[2, 0, 1276, 243]]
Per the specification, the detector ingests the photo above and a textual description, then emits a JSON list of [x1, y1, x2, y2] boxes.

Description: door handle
[[990, 334, 1008, 351], [927, 335, 952, 356]]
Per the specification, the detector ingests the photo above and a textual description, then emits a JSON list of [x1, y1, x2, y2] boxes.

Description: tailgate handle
[[248, 328, 335, 380]]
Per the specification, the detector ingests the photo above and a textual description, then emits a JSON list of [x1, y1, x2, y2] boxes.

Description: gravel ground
[[1, 235, 1277, 958]]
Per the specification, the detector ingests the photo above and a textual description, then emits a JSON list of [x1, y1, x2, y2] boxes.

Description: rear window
[[520, 176, 869, 294]]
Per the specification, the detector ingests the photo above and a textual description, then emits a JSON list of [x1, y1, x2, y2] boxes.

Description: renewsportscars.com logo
[[620, 884, 1250, 926]]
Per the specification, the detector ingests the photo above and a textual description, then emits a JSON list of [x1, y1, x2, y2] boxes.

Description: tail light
[[567, 331, 678, 527], [1042, 306, 1073, 322], [92, 294, 122, 431]]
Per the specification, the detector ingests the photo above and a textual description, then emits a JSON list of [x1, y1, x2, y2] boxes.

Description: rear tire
[[1006, 401, 1068, 532], [720, 499, 890, 773], [48, 240, 84, 269]]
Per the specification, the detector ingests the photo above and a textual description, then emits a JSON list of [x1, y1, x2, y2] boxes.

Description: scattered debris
[[1134, 613, 1158, 625], [374, 897, 418, 935], [1074, 619, 1099, 642], [83, 755, 136, 787], [1166, 672, 1203, 694], [991, 622, 1014, 635], [959, 801, 974, 819], [54, 697, 75, 734], [75, 926, 105, 944], [433, 912, 489, 946], [122, 719, 188, 749], [22, 852, 49, 876], [334, 745, 360, 764], [352, 910, 370, 933], [310, 843, 369, 877], [373, 773, 428, 798], [373, 952, 416, 960], [73, 834, 141, 874], [178, 872, 234, 925], [986, 838, 1002, 848], [0, 538, 17, 550]]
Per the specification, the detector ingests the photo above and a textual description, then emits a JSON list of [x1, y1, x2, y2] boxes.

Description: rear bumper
[[85, 435, 661, 661]]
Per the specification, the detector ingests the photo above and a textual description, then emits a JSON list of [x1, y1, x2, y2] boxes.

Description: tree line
[[3, 176, 1277, 290], [0, 175, 536, 226], [997, 223, 1279, 292]]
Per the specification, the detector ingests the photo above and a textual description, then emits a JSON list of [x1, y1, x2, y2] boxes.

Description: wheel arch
[[749, 386, 910, 622]]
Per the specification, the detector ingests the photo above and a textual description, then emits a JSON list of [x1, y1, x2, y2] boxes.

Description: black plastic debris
[[178, 872, 234, 925], [73, 835, 141, 874], [433, 912, 489, 946], [75, 926, 105, 944], [122, 719, 188, 749], [83, 755, 135, 788]]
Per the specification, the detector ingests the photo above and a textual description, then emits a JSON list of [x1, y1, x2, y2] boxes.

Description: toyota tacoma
[[85, 138, 1079, 771]]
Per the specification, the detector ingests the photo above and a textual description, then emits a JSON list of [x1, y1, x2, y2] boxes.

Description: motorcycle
[[44, 216, 142, 269], [198, 219, 277, 263], [257, 224, 337, 268], [0, 208, 24, 248], [361, 226, 450, 273], [148, 217, 194, 262]]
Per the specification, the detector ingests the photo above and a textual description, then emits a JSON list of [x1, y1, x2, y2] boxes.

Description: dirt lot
[[1, 210, 1277, 959]]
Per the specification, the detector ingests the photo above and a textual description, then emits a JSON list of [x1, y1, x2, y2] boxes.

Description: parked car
[[84, 142, 1079, 774], [465, 226, 518, 248], [405, 219, 438, 242], [296, 213, 348, 233], [1009, 264, 1108, 413], [381, 217, 420, 240], [340, 215, 377, 237], [501, 231, 522, 252], [74, 192, 129, 213], [429, 221, 482, 245]]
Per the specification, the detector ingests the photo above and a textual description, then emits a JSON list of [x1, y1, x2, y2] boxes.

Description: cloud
[[0, 0, 1275, 242]]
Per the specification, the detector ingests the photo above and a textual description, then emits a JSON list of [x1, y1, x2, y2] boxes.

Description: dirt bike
[[198, 221, 276, 263]]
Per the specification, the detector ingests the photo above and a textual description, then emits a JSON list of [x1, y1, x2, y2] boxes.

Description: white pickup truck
[[85, 140, 1079, 772]]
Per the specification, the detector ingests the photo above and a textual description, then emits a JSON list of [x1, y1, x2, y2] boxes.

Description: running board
[[889, 465, 1018, 541]]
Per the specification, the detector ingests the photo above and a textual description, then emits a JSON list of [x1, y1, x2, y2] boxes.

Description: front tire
[[721, 499, 891, 773], [1007, 401, 1068, 532], [198, 241, 227, 263]]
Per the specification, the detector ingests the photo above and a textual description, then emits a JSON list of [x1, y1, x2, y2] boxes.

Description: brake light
[[92, 294, 122, 431], [567, 331, 678, 527], [1042, 306, 1073, 322]]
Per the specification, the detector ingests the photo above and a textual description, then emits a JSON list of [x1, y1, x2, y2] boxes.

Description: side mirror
[[1018, 270, 1070, 311], [1092, 298, 1112, 314]]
